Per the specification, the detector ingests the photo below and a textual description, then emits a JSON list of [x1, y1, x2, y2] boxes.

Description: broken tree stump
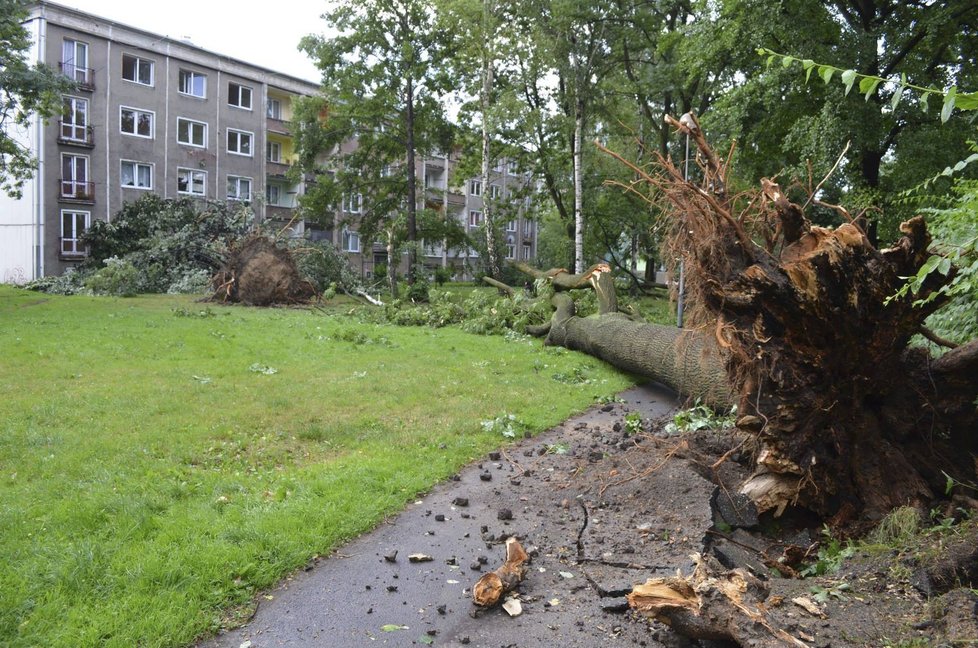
[[472, 537, 529, 607]]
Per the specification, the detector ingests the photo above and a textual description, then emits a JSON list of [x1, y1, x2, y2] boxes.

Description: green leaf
[[954, 92, 978, 110], [781, 56, 793, 68], [766, 54, 777, 67], [418, 636, 435, 645], [921, 92, 930, 112], [381, 624, 406, 632], [938, 257, 952, 276], [819, 66, 834, 84], [860, 76, 881, 101], [941, 86, 957, 123], [890, 84, 905, 112], [841, 69, 857, 96]]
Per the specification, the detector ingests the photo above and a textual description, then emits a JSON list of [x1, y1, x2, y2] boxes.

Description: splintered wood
[[472, 537, 528, 607]]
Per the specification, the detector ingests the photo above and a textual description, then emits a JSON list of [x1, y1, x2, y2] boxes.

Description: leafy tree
[[0, 0, 74, 197], [298, 0, 455, 291]]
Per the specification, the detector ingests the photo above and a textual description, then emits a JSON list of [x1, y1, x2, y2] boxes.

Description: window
[[267, 141, 282, 163], [489, 184, 501, 200], [506, 220, 517, 232], [62, 39, 91, 86], [228, 82, 252, 109], [266, 183, 282, 205], [343, 193, 362, 214], [469, 210, 482, 227], [60, 154, 90, 200], [226, 129, 253, 156], [61, 210, 89, 256], [177, 118, 206, 147], [508, 160, 519, 174], [469, 180, 482, 197], [178, 69, 206, 98], [505, 236, 515, 259], [120, 161, 152, 189], [522, 243, 532, 260], [342, 229, 360, 253], [177, 168, 206, 196], [267, 98, 282, 119], [523, 220, 533, 236], [61, 96, 89, 142], [122, 54, 153, 86], [227, 176, 252, 201], [120, 107, 154, 138]]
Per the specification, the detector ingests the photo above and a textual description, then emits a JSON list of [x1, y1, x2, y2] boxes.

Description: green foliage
[[294, 239, 363, 294], [760, 49, 978, 123], [22, 268, 84, 295], [866, 506, 922, 547], [480, 413, 527, 439], [623, 411, 643, 436], [801, 526, 856, 577], [78, 194, 252, 294], [664, 403, 737, 436], [0, 0, 76, 197], [84, 256, 140, 297]]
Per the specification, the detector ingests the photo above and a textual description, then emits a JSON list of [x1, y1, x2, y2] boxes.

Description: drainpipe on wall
[[35, 15, 47, 279]]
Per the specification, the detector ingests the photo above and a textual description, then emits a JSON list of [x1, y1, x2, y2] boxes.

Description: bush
[[23, 268, 85, 295], [294, 239, 363, 294], [84, 257, 140, 297]]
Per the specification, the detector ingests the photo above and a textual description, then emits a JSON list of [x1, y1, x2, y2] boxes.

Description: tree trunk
[[405, 73, 418, 285], [573, 102, 585, 274], [480, 20, 502, 280]]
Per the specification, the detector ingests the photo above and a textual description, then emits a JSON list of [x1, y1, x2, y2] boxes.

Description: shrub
[[84, 257, 140, 297]]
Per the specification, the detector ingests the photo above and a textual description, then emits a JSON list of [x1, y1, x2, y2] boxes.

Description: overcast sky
[[61, 0, 326, 82]]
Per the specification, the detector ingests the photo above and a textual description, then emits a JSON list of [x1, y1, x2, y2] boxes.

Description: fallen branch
[[472, 537, 529, 607]]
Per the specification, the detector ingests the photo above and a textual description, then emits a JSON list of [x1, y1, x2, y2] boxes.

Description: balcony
[[60, 63, 95, 92], [266, 159, 292, 178], [58, 122, 95, 148], [60, 180, 95, 203], [266, 117, 292, 136], [59, 238, 88, 260]]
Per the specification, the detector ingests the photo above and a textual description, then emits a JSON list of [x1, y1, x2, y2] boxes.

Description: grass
[[0, 286, 635, 647]]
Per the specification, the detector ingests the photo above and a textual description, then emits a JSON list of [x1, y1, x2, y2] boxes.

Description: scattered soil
[[198, 383, 978, 648]]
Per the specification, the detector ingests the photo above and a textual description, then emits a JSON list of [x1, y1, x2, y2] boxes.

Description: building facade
[[1, 1, 537, 284]]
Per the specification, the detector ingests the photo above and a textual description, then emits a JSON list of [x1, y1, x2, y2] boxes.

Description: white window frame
[[523, 220, 533, 236], [505, 235, 515, 259], [62, 39, 90, 85], [177, 167, 207, 196], [120, 160, 153, 190], [267, 141, 282, 163], [227, 82, 253, 110], [226, 128, 254, 157], [343, 193, 362, 214], [60, 210, 90, 256], [522, 243, 532, 260], [342, 229, 361, 253], [506, 220, 517, 232], [178, 69, 206, 98], [489, 184, 501, 200], [61, 95, 89, 142], [508, 160, 519, 174], [469, 210, 482, 227], [120, 106, 155, 139], [469, 180, 482, 197], [60, 153, 90, 199], [121, 54, 154, 86], [227, 175, 252, 201], [267, 98, 282, 119], [176, 117, 207, 148]]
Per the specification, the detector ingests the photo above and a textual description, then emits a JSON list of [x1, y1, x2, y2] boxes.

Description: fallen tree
[[500, 114, 977, 524], [209, 235, 318, 306]]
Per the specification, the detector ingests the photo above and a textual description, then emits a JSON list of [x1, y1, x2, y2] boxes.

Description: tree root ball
[[210, 235, 318, 306]]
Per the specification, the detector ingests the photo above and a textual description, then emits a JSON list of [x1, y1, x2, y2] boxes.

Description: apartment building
[[1, 1, 319, 283], [326, 151, 539, 281], [0, 1, 538, 284]]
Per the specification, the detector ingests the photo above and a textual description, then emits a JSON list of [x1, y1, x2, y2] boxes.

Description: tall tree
[[298, 0, 454, 286], [0, 0, 74, 198]]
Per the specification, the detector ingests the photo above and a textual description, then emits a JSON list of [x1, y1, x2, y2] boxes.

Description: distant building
[[1, 1, 537, 284]]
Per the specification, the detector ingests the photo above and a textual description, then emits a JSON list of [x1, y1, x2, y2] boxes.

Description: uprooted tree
[[499, 113, 977, 525]]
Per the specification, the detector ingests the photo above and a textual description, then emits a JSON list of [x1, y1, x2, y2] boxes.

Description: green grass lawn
[[0, 286, 635, 647]]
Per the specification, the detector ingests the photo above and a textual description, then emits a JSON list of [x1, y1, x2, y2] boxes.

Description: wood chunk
[[472, 538, 529, 607]]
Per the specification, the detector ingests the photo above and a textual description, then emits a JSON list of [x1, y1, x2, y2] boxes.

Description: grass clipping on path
[[0, 286, 634, 647]]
